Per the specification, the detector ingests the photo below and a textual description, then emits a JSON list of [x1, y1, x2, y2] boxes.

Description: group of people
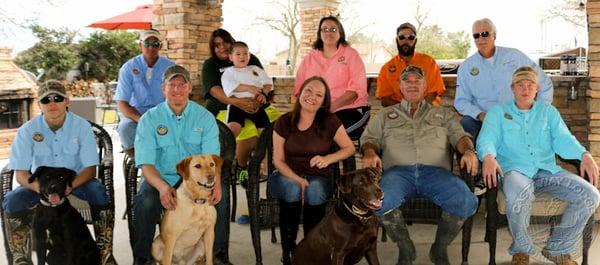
[[1, 14, 599, 265]]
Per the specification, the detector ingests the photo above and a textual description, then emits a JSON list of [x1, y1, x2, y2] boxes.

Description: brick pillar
[[587, 1, 600, 160], [296, 0, 341, 58], [153, 0, 223, 102]]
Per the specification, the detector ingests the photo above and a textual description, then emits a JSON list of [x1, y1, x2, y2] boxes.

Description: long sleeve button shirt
[[476, 101, 586, 178], [135, 101, 220, 186], [9, 112, 98, 174], [114, 55, 175, 115], [360, 100, 469, 171], [294, 45, 368, 111], [455, 46, 553, 119]]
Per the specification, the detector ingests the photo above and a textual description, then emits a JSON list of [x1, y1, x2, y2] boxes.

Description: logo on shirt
[[387, 111, 399, 120], [157, 125, 168, 136], [132, 68, 141, 75], [388, 65, 397, 73], [338, 56, 346, 64], [252, 70, 258, 76], [504, 113, 513, 120], [32, 132, 44, 142], [470, 67, 479, 76]]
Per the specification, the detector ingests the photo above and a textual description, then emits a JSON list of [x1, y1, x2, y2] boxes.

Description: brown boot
[[542, 249, 578, 265], [93, 208, 118, 265], [511, 253, 529, 265], [4, 212, 33, 265]]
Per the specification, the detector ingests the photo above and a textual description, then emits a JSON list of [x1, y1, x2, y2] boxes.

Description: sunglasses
[[143, 40, 161, 48], [320, 27, 338, 33], [398, 34, 416, 41], [40, 95, 65, 104], [472, 31, 491, 39]]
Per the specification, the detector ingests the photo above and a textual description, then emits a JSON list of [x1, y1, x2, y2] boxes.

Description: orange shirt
[[376, 52, 446, 105]]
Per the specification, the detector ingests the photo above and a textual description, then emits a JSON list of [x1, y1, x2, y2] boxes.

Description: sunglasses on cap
[[472, 31, 491, 39], [143, 40, 161, 48], [320, 27, 338, 33], [398, 34, 416, 41], [40, 95, 65, 104]]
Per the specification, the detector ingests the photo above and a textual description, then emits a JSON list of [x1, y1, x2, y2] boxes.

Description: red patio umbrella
[[88, 4, 155, 30]]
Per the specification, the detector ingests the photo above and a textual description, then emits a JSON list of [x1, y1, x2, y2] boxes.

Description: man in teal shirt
[[477, 66, 599, 265], [132, 65, 220, 264]]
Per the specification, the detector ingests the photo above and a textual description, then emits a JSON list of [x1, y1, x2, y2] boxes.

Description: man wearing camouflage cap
[[3, 80, 116, 264], [132, 65, 221, 265], [361, 66, 478, 265]]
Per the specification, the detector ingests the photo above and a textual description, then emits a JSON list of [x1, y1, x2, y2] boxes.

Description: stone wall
[[272, 75, 590, 148], [588, 1, 600, 159], [297, 0, 341, 58]]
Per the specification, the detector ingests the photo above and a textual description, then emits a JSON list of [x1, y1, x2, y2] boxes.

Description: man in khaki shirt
[[361, 66, 479, 265]]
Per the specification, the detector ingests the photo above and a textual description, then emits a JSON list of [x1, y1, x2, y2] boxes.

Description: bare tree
[[545, 0, 587, 28], [412, 0, 430, 33], [255, 0, 300, 75], [0, 0, 56, 38]]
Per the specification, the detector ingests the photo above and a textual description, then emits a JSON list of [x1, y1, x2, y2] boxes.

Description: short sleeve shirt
[[221, 65, 273, 98]]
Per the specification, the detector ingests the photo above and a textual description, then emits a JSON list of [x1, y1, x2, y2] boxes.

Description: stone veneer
[[588, 0, 600, 161], [152, 0, 223, 102], [296, 0, 341, 58]]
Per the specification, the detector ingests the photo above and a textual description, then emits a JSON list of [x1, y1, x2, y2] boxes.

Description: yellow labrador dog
[[152, 154, 223, 265]]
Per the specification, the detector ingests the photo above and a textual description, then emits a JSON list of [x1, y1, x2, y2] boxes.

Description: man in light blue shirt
[[132, 65, 221, 265], [477, 66, 599, 264], [3, 80, 113, 264], [114, 29, 175, 154], [455, 18, 553, 140]]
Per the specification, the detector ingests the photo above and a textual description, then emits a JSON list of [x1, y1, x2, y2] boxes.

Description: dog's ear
[[176, 156, 192, 180], [336, 173, 353, 194], [28, 166, 47, 183], [366, 167, 381, 182], [63, 168, 77, 187], [210, 155, 224, 176]]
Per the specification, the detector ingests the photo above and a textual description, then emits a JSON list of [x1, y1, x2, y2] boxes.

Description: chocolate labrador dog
[[293, 167, 384, 265], [30, 166, 100, 265]]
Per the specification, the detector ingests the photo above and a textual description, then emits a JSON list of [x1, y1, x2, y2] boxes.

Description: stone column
[[153, 0, 223, 102], [296, 0, 341, 58], [587, 1, 600, 161]]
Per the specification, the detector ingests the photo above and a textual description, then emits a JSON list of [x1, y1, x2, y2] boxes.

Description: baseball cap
[[511, 66, 538, 85], [397, 22, 417, 35], [139, 29, 162, 41], [38, 80, 67, 99], [163, 65, 190, 83], [400, 65, 425, 80]]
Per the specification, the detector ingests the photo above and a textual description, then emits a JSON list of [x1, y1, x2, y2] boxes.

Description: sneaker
[[236, 214, 250, 224], [542, 249, 578, 265], [473, 175, 487, 196], [511, 253, 529, 265], [238, 169, 248, 189]]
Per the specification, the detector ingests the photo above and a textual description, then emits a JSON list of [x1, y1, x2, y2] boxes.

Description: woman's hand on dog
[[159, 184, 178, 210]]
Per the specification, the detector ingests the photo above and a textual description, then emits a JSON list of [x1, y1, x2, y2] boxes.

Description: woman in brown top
[[268, 76, 355, 265]]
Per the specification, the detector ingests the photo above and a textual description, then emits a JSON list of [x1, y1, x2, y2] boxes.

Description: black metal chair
[[123, 120, 236, 255], [0, 120, 116, 264], [484, 158, 596, 265]]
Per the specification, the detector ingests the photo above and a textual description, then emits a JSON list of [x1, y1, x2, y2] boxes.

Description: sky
[[1, 0, 588, 63]]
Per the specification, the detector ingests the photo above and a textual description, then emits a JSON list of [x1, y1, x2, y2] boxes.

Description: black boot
[[302, 203, 327, 237], [379, 208, 415, 265], [279, 201, 301, 265], [429, 212, 465, 265]]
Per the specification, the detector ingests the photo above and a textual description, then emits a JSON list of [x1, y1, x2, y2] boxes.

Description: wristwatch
[[464, 148, 477, 155]]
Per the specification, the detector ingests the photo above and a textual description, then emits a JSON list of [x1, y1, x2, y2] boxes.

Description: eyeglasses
[[40, 95, 65, 104], [398, 34, 416, 41], [143, 40, 161, 48], [472, 31, 491, 39], [320, 27, 338, 33], [166, 83, 187, 90]]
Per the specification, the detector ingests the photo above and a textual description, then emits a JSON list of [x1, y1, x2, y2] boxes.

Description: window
[[0, 99, 30, 129]]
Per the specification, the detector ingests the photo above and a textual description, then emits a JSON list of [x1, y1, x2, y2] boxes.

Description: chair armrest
[[1, 165, 14, 201]]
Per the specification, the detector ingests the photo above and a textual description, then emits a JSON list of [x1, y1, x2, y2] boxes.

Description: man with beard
[[376, 22, 446, 107], [455, 18, 552, 140]]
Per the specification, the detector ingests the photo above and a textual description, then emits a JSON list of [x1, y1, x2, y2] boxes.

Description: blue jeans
[[460, 116, 482, 140], [132, 177, 230, 259], [268, 171, 333, 205], [117, 116, 137, 150], [501, 170, 600, 256], [375, 165, 478, 219], [2, 178, 108, 215]]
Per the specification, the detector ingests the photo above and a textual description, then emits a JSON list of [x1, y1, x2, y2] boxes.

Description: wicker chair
[[123, 120, 236, 252], [485, 159, 596, 265], [0, 120, 115, 264]]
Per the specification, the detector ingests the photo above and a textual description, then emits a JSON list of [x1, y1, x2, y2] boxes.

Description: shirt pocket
[[62, 144, 79, 169], [538, 121, 552, 147], [132, 75, 149, 105], [423, 124, 449, 150], [184, 130, 204, 154], [501, 121, 522, 146], [157, 136, 176, 155], [33, 142, 51, 158]]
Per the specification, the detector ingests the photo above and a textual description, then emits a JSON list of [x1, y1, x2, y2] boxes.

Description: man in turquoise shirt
[[132, 65, 220, 264], [477, 66, 599, 265]]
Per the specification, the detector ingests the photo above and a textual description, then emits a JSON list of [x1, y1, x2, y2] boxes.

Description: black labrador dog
[[29, 166, 100, 265], [293, 167, 384, 265]]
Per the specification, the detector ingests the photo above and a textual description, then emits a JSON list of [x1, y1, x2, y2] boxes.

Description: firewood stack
[[61, 80, 114, 105]]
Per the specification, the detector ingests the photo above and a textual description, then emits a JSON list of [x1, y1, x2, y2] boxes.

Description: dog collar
[[183, 188, 209, 205], [342, 200, 373, 223], [39, 198, 65, 207]]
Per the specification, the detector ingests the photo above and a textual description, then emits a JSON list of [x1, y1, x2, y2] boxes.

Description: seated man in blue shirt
[[132, 65, 221, 265], [2, 80, 115, 264], [477, 66, 600, 265]]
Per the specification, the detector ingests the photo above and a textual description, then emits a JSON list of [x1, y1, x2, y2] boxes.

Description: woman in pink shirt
[[294, 16, 369, 138]]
